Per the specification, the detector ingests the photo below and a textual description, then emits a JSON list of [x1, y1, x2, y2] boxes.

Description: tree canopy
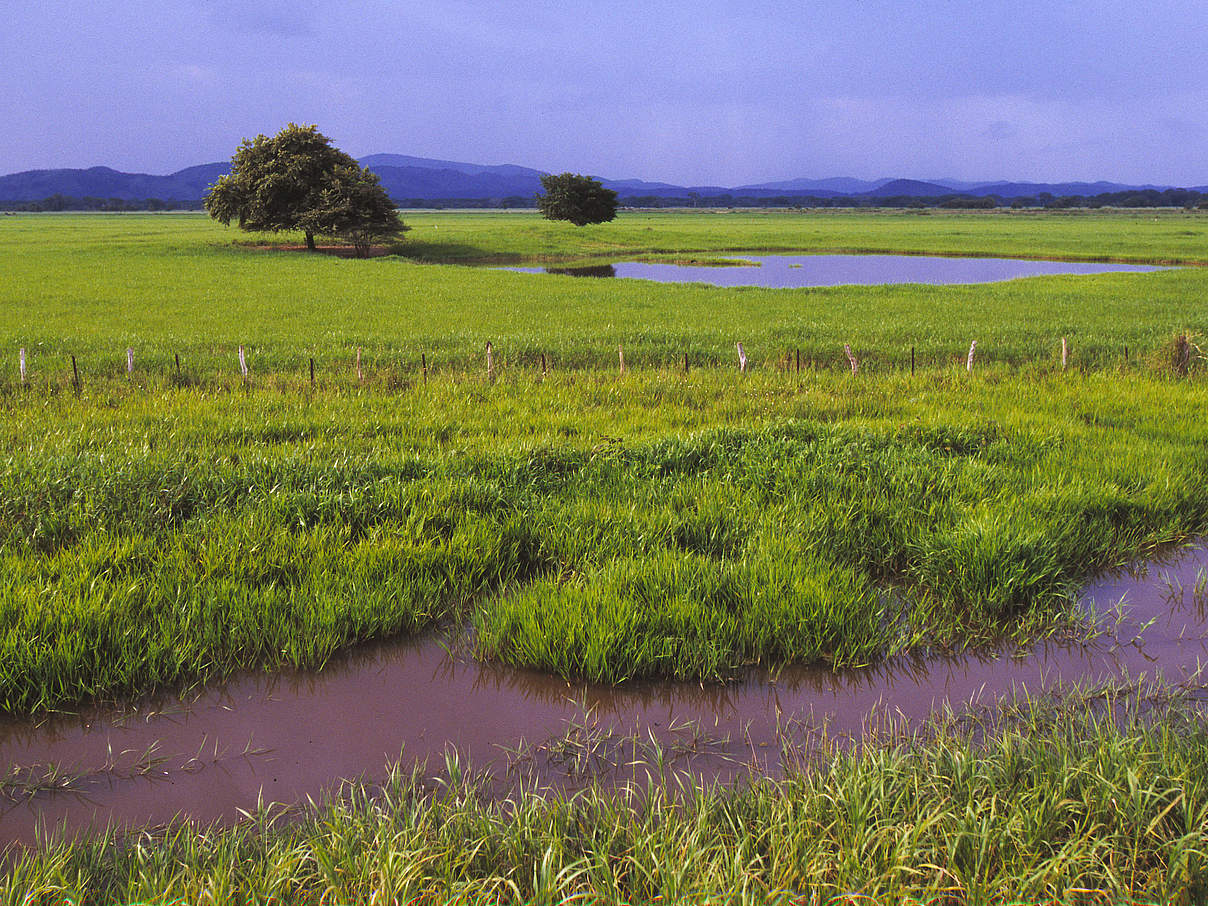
[[536, 173, 618, 226], [204, 123, 406, 255]]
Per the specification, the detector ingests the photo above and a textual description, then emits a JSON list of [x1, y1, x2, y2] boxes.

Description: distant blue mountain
[[736, 176, 885, 195], [862, 179, 955, 197], [0, 154, 1196, 204]]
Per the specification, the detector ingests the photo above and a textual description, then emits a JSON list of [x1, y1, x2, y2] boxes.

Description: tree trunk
[[305, 231, 316, 251]]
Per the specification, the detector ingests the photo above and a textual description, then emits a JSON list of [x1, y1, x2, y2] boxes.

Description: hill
[[0, 155, 1196, 207]]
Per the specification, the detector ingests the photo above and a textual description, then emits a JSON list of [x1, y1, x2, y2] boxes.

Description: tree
[[536, 173, 618, 226], [204, 123, 405, 252], [299, 164, 409, 257]]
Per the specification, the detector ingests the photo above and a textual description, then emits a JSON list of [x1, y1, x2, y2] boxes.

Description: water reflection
[[546, 264, 617, 278]]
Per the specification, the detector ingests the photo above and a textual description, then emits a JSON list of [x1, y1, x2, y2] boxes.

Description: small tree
[[205, 123, 405, 252], [536, 173, 618, 226]]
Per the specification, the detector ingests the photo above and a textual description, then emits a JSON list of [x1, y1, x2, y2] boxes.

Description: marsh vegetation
[[2, 209, 1207, 900]]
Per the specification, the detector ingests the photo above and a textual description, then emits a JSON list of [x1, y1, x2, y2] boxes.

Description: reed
[[5, 680, 1207, 903]]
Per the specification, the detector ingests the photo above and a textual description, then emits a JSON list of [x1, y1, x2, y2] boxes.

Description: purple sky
[[4, 1, 1207, 185]]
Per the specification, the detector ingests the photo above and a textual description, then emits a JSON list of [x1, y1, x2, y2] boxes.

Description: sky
[[2, 0, 1206, 186]]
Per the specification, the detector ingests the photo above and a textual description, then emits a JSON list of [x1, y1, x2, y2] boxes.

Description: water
[[503, 254, 1169, 288], [1, 544, 1205, 846]]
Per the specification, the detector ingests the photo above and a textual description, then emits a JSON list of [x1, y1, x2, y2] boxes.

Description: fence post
[[736, 342, 747, 373], [618, 343, 625, 375], [19, 347, 26, 384], [126, 348, 134, 375], [1061, 337, 1068, 370], [541, 352, 548, 378], [356, 347, 362, 383], [911, 345, 915, 376], [966, 340, 977, 373], [844, 344, 858, 375], [174, 352, 181, 375], [309, 357, 315, 388], [71, 355, 80, 393], [422, 352, 428, 384], [486, 342, 495, 381], [238, 345, 248, 379]]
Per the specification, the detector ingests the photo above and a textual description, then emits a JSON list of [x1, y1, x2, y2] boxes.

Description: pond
[[502, 254, 1170, 288], [1, 543, 1206, 846]]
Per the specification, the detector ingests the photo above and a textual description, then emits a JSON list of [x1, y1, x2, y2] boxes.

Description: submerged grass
[[6, 682, 1208, 904], [0, 369, 1206, 709]]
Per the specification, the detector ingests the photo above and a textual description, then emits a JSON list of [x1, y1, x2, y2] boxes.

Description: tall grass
[[5, 682, 1207, 903], [1, 369, 1206, 710]]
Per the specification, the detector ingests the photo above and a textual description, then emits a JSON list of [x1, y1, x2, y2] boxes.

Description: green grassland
[[2, 210, 1207, 380], [3, 372, 1206, 712], [5, 209, 1208, 898], [1, 210, 1207, 712]]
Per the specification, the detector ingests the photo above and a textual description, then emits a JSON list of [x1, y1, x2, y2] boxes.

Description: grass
[[2, 210, 1207, 378], [4, 209, 1208, 895], [1, 369, 1206, 711], [5, 679, 1208, 904]]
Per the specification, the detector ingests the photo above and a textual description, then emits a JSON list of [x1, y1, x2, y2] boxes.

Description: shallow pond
[[503, 255, 1170, 288], [2, 544, 1206, 846]]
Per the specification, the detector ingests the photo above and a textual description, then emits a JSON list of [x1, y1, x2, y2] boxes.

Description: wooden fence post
[[683, 352, 689, 375], [422, 352, 428, 384], [844, 344, 858, 375], [1061, 337, 1068, 370], [19, 347, 25, 384], [486, 342, 495, 381], [174, 352, 181, 375], [736, 342, 747, 373], [966, 340, 977, 373], [309, 357, 315, 388], [618, 343, 625, 375], [126, 348, 134, 375], [356, 347, 363, 383], [541, 352, 548, 378], [238, 345, 248, 379], [71, 355, 80, 393], [910, 345, 915, 376]]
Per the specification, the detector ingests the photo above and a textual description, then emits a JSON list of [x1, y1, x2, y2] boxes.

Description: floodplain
[[2, 209, 1208, 902]]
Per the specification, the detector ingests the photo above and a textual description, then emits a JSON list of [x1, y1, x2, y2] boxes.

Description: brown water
[[2, 544, 1205, 847]]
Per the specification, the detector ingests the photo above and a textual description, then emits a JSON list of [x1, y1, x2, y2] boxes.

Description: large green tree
[[204, 123, 405, 253], [536, 173, 618, 226]]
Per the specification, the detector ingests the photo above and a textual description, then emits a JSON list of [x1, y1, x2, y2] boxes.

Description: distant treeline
[[0, 194, 204, 212], [616, 188, 1208, 210], [5, 187, 1208, 213]]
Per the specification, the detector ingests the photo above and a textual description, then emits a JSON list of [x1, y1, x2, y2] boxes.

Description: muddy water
[[2, 545, 1206, 847]]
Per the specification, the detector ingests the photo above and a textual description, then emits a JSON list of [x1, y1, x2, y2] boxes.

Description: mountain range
[[0, 154, 1199, 203]]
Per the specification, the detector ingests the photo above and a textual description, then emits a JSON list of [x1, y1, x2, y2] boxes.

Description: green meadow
[[3, 209, 1208, 899], [3, 210, 1207, 379]]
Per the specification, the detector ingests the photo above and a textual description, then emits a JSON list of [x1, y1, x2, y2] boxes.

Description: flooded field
[[503, 254, 1171, 288], [2, 543, 1205, 848]]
